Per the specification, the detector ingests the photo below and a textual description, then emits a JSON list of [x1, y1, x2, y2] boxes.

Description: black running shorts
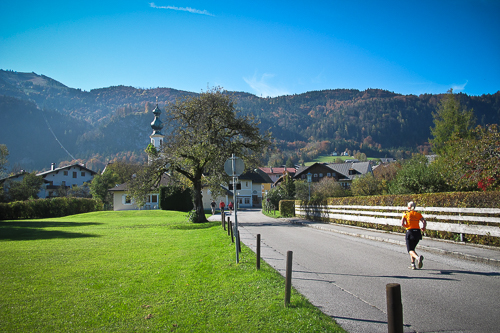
[[405, 229, 422, 252]]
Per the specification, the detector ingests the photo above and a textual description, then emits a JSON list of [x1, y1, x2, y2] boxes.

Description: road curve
[[226, 209, 500, 333]]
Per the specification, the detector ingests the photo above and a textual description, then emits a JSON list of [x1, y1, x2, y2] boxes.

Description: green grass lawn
[[0, 211, 344, 332]]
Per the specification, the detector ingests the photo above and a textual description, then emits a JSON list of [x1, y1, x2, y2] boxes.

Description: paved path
[[210, 209, 500, 333]]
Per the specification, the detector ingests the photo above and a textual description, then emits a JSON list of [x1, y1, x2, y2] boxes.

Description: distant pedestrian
[[401, 201, 427, 269], [210, 200, 216, 215], [228, 201, 234, 213], [219, 200, 225, 214]]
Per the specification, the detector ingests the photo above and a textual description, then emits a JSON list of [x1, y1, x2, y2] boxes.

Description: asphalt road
[[227, 209, 500, 333]]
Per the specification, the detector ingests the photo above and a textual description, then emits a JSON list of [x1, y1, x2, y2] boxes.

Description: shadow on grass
[[0, 221, 102, 241], [169, 221, 220, 230]]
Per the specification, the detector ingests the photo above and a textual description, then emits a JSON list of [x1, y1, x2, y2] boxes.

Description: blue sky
[[1, 1, 499, 97]]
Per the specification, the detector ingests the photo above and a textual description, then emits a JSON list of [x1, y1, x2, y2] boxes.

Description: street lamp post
[[224, 154, 244, 263]]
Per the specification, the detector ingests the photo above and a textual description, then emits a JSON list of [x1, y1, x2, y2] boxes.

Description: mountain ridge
[[1, 70, 499, 172]]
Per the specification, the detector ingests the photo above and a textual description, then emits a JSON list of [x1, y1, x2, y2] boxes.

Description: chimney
[[51, 163, 55, 171]]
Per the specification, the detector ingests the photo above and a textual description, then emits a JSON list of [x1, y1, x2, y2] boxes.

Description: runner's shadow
[[427, 269, 500, 277]]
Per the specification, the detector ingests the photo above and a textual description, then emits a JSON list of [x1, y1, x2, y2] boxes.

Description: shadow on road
[[292, 270, 460, 282], [428, 269, 500, 277]]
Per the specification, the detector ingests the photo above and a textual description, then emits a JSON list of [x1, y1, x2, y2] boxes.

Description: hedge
[[295, 191, 500, 246], [0, 197, 103, 220], [323, 191, 500, 209], [279, 200, 295, 217], [159, 186, 194, 212]]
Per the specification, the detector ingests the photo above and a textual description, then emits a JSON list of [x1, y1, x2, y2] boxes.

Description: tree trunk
[[193, 177, 208, 223]]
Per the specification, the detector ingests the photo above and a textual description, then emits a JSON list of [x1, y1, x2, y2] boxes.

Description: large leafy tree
[[133, 88, 271, 223], [429, 89, 476, 155], [90, 161, 142, 206], [388, 154, 449, 194], [5, 172, 44, 201], [437, 124, 500, 191], [351, 173, 384, 196]]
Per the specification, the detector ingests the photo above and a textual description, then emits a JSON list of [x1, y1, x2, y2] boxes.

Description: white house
[[201, 170, 273, 209], [108, 175, 170, 211], [36, 163, 97, 198]]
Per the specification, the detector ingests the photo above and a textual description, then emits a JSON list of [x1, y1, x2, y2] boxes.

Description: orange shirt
[[404, 210, 423, 230]]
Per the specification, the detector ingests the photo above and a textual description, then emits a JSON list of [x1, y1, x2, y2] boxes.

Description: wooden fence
[[295, 204, 500, 237]]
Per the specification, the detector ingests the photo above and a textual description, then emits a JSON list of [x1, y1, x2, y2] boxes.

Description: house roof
[[294, 162, 372, 181], [239, 169, 273, 183], [259, 167, 297, 175], [0, 170, 29, 182], [327, 162, 372, 180], [37, 163, 97, 177]]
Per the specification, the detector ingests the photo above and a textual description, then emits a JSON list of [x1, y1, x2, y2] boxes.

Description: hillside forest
[[1, 69, 499, 173]]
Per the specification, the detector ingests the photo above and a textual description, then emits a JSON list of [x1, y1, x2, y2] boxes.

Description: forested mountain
[[1, 70, 499, 172]]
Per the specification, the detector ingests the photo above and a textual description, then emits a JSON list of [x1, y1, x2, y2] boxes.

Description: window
[[64, 171, 68, 176], [319, 173, 323, 177], [313, 173, 318, 178], [245, 182, 249, 188], [124, 195, 132, 205], [151, 195, 158, 203], [73, 172, 77, 178], [244, 198, 250, 204], [61, 181, 66, 186], [81, 172, 85, 177], [327, 173, 331, 177]]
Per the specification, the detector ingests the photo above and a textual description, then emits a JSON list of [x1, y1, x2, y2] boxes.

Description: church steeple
[[150, 101, 164, 149]]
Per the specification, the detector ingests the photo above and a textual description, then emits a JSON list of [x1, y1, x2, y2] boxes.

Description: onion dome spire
[[151, 103, 163, 135]]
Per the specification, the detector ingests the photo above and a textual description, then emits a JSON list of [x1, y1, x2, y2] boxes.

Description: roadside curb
[[287, 219, 500, 268]]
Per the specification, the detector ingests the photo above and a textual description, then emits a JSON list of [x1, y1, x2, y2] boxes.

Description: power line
[[40, 108, 76, 161]]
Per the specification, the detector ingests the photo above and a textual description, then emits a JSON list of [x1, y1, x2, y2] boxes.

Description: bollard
[[225, 216, 230, 231], [256, 234, 261, 270], [237, 231, 241, 253], [386, 283, 403, 333], [229, 221, 234, 243], [284, 250, 293, 307], [227, 219, 231, 236]]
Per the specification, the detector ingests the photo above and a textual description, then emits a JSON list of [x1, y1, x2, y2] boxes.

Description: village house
[[294, 162, 373, 188], [36, 163, 97, 198], [201, 170, 273, 209]]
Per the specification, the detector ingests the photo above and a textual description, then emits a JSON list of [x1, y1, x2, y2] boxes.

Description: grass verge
[[0, 210, 344, 332]]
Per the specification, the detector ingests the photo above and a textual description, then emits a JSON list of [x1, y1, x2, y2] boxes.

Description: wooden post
[[386, 283, 403, 333], [229, 221, 234, 243], [256, 234, 261, 270], [237, 231, 241, 253], [285, 251, 293, 307]]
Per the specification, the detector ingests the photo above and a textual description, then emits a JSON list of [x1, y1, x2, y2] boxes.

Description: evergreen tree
[[429, 89, 476, 155]]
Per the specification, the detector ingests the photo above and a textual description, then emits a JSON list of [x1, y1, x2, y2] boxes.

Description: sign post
[[224, 154, 244, 263]]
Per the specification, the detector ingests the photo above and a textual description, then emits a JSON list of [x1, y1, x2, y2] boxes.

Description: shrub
[[0, 198, 103, 220], [159, 185, 194, 212], [279, 200, 295, 217]]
